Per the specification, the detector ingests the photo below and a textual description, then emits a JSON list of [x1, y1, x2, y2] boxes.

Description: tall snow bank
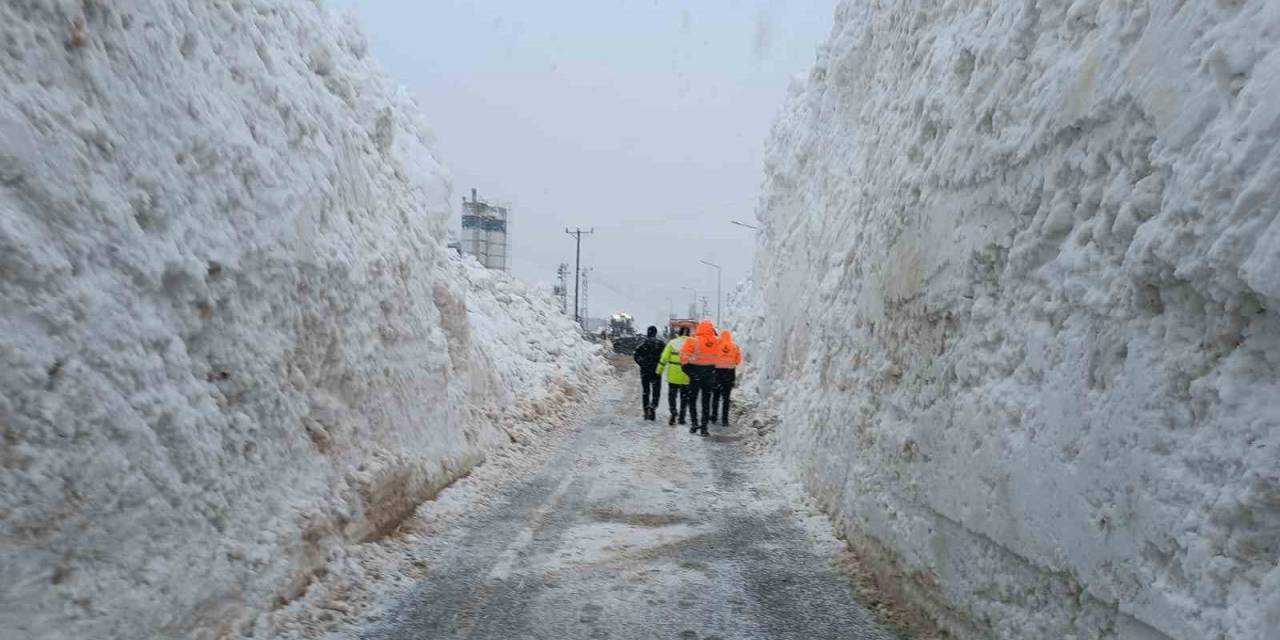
[[748, 1, 1280, 639], [724, 277, 766, 399], [0, 2, 602, 638]]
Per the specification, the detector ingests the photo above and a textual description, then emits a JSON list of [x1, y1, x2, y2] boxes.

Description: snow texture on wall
[[0, 2, 603, 638], [747, 1, 1280, 639]]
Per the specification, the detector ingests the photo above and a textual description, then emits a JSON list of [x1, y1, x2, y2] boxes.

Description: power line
[[512, 249, 655, 311], [508, 236, 679, 322]]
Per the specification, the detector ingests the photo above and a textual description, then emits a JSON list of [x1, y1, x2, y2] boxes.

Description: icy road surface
[[358, 361, 897, 640]]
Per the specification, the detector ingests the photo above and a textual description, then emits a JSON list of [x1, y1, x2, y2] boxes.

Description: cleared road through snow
[[359, 360, 897, 640]]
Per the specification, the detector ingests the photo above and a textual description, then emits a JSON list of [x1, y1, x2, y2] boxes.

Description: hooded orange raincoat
[[679, 320, 720, 367], [714, 330, 741, 369]]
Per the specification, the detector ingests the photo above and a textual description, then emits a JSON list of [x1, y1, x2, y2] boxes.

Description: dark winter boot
[[689, 425, 698, 434], [669, 414, 676, 426], [698, 428, 709, 437]]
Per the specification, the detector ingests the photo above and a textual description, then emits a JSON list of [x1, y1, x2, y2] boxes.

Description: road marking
[[449, 472, 579, 638], [487, 472, 575, 581]]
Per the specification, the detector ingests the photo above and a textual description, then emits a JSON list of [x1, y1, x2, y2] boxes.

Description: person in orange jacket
[[709, 329, 741, 426], [679, 319, 720, 436]]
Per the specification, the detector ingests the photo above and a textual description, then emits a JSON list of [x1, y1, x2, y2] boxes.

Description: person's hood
[[694, 320, 717, 347], [695, 320, 716, 337], [719, 330, 734, 345]]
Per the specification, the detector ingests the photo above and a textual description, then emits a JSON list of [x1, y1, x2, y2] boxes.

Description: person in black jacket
[[632, 326, 666, 421]]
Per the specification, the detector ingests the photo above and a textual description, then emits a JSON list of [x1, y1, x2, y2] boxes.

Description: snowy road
[[358, 361, 897, 640]]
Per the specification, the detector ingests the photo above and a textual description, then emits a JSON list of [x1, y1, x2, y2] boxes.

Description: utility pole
[[700, 296, 710, 320], [700, 259, 722, 327], [564, 228, 594, 326], [581, 267, 591, 330], [555, 263, 570, 315]]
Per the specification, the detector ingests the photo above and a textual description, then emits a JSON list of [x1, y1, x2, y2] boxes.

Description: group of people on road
[[632, 320, 741, 437]]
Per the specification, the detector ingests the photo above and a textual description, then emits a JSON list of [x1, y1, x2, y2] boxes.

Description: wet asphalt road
[[359, 368, 898, 640]]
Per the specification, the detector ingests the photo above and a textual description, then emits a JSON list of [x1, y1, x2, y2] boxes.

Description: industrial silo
[[460, 188, 510, 271]]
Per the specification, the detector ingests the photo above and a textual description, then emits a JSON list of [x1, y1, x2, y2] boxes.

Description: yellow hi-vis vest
[[656, 337, 690, 385]]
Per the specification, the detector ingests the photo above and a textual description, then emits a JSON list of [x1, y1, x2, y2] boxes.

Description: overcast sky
[[330, 0, 837, 329]]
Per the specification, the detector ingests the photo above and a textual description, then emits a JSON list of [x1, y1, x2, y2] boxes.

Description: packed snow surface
[[0, 1, 603, 638], [740, 1, 1280, 639]]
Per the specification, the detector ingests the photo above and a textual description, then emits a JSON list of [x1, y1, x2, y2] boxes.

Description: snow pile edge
[[746, 2, 1280, 639], [0, 2, 603, 638]]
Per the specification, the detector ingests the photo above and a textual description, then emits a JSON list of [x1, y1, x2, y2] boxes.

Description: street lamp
[[700, 260, 722, 327], [730, 220, 760, 230], [680, 286, 697, 319]]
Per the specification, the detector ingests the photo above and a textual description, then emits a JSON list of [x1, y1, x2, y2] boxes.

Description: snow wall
[[0, 2, 604, 638], [743, 1, 1280, 639]]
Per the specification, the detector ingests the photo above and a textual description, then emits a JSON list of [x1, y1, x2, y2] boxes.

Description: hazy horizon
[[330, 0, 839, 329]]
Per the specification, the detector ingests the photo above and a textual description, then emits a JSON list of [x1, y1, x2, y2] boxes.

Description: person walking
[[656, 326, 692, 425], [679, 319, 720, 436], [709, 329, 741, 426], [632, 326, 665, 421]]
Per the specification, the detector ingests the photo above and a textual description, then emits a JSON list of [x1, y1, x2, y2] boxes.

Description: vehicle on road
[[608, 313, 642, 354]]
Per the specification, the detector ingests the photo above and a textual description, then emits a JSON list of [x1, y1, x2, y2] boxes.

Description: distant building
[[460, 188, 510, 271]]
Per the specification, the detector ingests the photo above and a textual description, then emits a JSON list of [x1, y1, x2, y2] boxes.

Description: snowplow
[[608, 313, 635, 337], [608, 313, 643, 355]]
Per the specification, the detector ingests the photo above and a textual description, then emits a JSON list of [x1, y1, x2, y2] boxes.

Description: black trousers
[[710, 368, 736, 423], [685, 365, 715, 427], [667, 382, 689, 420], [640, 371, 662, 409]]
